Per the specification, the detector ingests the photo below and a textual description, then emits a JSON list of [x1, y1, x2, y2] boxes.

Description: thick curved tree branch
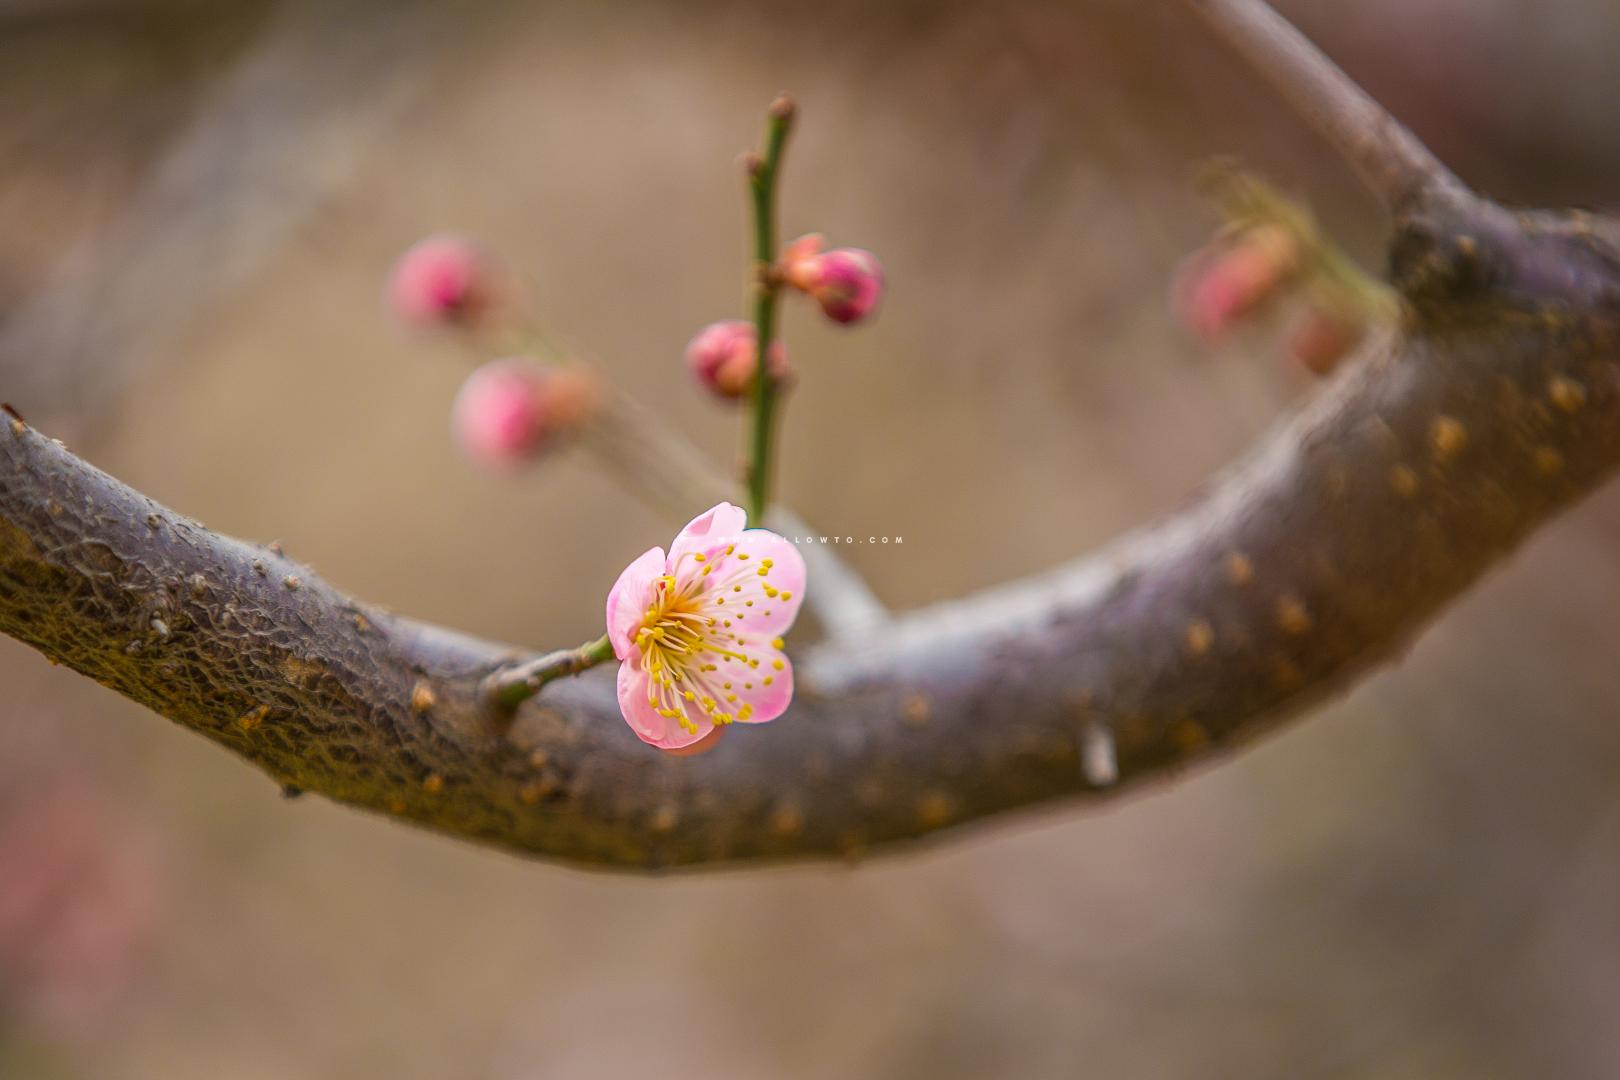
[[4, 4, 1620, 871], [4, 185, 1620, 870]]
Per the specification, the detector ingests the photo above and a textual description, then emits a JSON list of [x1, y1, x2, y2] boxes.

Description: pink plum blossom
[[780, 233, 885, 325], [451, 359, 599, 467], [388, 233, 497, 328], [605, 502, 806, 750], [684, 319, 789, 399]]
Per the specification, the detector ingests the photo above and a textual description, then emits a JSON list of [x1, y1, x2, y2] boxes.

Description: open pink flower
[[781, 233, 885, 325], [605, 502, 806, 750]]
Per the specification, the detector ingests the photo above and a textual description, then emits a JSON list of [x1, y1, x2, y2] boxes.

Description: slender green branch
[[484, 634, 615, 710], [743, 93, 796, 523]]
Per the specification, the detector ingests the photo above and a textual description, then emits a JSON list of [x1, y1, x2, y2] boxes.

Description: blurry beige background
[[3, 1, 1620, 1076]]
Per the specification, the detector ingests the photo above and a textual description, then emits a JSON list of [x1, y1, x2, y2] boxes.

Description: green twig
[[743, 94, 796, 523], [484, 634, 615, 710]]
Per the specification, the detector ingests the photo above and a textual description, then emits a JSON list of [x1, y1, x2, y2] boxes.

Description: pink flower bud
[[1173, 224, 1299, 341], [780, 235, 885, 325], [450, 359, 598, 467], [779, 233, 826, 290], [1286, 308, 1363, 377], [684, 320, 789, 400], [388, 234, 497, 328]]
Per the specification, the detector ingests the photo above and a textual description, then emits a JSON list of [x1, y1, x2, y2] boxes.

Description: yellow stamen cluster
[[633, 546, 787, 734]]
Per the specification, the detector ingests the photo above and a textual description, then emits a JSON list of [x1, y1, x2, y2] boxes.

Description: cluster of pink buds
[[684, 234, 884, 402], [451, 359, 600, 468], [1174, 217, 1376, 378], [389, 234, 604, 468]]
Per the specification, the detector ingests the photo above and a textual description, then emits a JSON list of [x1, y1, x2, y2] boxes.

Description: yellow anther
[[780, 591, 792, 601], [771, 637, 785, 649], [693, 553, 706, 563], [737, 553, 750, 560], [762, 559, 773, 568], [757, 567, 768, 577], [772, 659, 785, 671], [763, 676, 773, 686]]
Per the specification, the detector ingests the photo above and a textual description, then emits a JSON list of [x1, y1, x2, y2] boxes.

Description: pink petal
[[604, 546, 667, 659], [668, 501, 749, 563], [699, 531, 806, 637], [617, 660, 714, 750], [736, 649, 793, 723], [664, 726, 728, 757]]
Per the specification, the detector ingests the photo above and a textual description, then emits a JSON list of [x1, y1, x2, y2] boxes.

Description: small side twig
[[1182, 0, 1464, 207], [483, 635, 615, 711], [576, 388, 734, 518]]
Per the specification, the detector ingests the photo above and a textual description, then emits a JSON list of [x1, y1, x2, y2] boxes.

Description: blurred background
[[3, 0, 1620, 1076]]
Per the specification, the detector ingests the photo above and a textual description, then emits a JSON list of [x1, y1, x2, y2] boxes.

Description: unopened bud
[[450, 359, 599, 467], [684, 320, 790, 400], [779, 234, 885, 325], [1173, 224, 1300, 341], [388, 234, 499, 329]]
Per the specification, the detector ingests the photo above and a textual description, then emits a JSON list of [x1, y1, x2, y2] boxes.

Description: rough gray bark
[[2, 1, 1618, 871]]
